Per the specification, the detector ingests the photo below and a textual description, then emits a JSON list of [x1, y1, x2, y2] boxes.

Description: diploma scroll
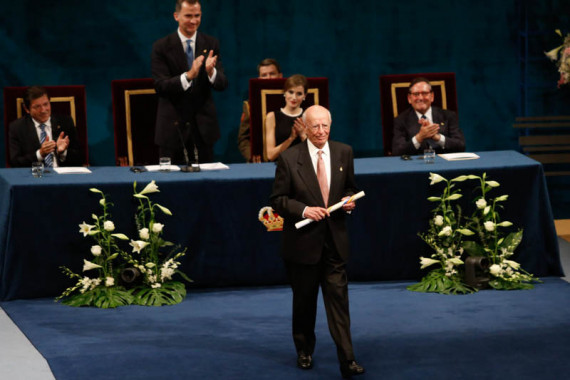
[[295, 191, 366, 229]]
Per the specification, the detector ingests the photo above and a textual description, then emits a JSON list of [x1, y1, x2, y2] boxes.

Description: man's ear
[[23, 105, 30, 115]]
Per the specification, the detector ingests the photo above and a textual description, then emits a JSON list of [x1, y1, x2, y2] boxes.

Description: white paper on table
[[438, 153, 480, 161], [53, 167, 92, 174], [295, 191, 366, 229], [199, 162, 230, 170], [144, 165, 181, 172]]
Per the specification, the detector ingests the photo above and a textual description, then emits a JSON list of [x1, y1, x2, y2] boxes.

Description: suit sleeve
[[270, 154, 307, 221], [56, 116, 83, 166], [9, 119, 37, 167], [441, 110, 465, 152], [151, 39, 187, 96], [208, 37, 228, 92], [237, 101, 251, 161], [392, 113, 419, 156]]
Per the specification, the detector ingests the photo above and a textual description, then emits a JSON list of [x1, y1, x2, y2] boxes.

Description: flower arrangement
[[122, 181, 191, 306], [56, 188, 133, 307], [545, 29, 570, 87], [408, 173, 540, 295], [407, 173, 476, 294], [57, 181, 190, 308]]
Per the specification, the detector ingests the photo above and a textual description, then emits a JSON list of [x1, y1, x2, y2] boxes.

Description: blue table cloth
[[0, 151, 562, 300]]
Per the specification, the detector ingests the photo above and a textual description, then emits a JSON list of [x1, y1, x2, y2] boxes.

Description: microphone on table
[[176, 122, 200, 172]]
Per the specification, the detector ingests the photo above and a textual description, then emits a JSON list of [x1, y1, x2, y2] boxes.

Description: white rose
[[489, 264, 502, 276], [103, 221, 115, 232], [434, 215, 444, 226], [476, 198, 487, 209], [105, 277, 115, 287], [152, 223, 164, 233], [484, 221, 495, 232], [91, 245, 102, 256], [139, 228, 149, 240], [438, 226, 452, 236]]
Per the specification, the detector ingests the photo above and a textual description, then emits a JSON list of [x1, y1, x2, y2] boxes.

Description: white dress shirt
[[177, 29, 217, 91]]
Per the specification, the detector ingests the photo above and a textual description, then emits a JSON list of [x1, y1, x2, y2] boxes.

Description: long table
[[0, 151, 562, 300]]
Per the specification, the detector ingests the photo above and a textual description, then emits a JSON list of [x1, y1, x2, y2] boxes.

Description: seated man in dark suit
[[392, 77, 465, 156], [9, 86, 82, 168]]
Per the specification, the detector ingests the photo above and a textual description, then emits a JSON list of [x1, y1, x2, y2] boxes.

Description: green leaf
[[462, 241, 487, 257], [60, 286, 133, 308], [132, 282, 186, 306]]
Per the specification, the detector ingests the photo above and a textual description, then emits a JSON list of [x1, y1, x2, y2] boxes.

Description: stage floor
[[1, 237, 570, 380]]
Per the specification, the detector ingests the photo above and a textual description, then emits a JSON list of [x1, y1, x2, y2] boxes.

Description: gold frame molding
[[260, 88, 320, 161], [390, 80, 447, 117], [16, 96, 78, 125], [124, 89, 156, 166]]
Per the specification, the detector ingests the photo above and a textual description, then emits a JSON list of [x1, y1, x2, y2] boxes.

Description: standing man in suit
[[392, 77, 465, 156], [270, 105, 365, 378], [151, 0, 228, 164], [9, 86, 82, 168], [237, 58, 283, 163]]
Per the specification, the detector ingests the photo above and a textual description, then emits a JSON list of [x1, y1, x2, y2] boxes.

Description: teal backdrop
[[0, 1, 568, 166]]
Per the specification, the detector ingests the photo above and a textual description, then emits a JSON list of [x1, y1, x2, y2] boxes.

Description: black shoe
[[340, 360, 365, 378], [297, 352, 313, 369]]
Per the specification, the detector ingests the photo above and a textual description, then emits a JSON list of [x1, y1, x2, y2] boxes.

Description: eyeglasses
[[308, 124, 330, 131], [409, 91, 432, 97]]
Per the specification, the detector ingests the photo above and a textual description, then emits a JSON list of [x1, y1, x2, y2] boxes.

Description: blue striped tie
[[40, 124, 53, 167], [186, 39, 193, 69]]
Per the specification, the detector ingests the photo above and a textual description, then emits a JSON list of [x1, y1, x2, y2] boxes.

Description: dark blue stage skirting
[[2, 277, 570, 379], [0, 151, 562, 301]]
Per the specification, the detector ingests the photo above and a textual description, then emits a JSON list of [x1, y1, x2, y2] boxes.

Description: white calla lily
[[420, 257, 439, 269], [429, 173, 446, 185], [82, 259, 102, 272], [139, 180, 159, 195]]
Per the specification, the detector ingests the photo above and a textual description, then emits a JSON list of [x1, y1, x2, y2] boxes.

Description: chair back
[[3, 85, 89, 167], [249, 77, 329, 161], [111, 78, 158, 166], [379, 73, 458, 156]]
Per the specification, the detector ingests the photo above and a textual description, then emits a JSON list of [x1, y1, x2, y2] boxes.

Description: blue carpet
[[2, 278, 570, 379]]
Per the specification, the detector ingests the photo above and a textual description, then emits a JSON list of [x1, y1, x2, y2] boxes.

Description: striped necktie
[[186, 39, 194, 68], [40, 124, 53, 167]]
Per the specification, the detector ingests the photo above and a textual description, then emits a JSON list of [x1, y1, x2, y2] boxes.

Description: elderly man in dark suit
[[392, 77, 465, 156], [270, 105, 365, 378], [9, 86, 82, 168], [151, 0, 228, 164]]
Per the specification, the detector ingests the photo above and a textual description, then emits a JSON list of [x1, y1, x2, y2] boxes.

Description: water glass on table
[[159, 157, 171, 172], [32, 162, 44, 178], [424, 148, 435, 164]]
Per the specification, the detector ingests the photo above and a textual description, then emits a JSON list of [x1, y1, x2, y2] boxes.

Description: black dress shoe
[[297, 353, 313, 369], [340, 360, 365, 378]]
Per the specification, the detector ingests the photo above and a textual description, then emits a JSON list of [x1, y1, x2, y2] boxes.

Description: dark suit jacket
[[392, 106, 465, 156], [151, 31, 228, 150], [270, 140, 358, 265], [8, 114, 83, 168]]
